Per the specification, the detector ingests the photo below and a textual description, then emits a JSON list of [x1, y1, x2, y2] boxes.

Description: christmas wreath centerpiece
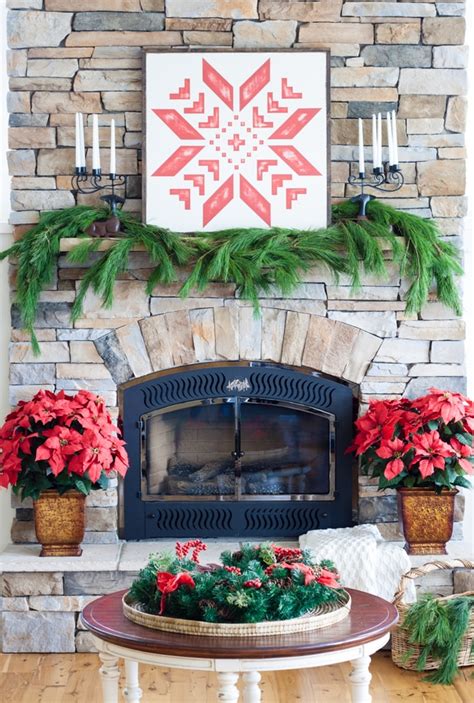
[[123, 541, 351, 637]]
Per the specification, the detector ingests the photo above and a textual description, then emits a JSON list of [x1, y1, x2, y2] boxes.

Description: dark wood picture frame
[[142, 47, 332, 230]]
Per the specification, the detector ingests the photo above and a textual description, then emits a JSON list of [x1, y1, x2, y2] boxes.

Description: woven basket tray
[[391, 559, 474, 672], [123, 589, 351, 637]]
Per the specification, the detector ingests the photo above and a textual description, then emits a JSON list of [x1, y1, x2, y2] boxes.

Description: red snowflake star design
[[151, 58, 322, 228]]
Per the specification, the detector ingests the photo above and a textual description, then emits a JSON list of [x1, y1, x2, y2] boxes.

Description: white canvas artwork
[[144, 50, 329, 231]]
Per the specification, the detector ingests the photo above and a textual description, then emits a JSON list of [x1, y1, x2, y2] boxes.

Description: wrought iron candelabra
[[71, 168, 127, 214], [348, 163, 405, 218]]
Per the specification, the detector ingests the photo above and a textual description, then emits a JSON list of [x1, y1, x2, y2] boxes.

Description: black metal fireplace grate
[[119, 362, 355, 539]]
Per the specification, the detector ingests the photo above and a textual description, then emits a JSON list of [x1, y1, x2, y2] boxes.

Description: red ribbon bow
[[278, 562, 340, 588], [156, 571, 195, 615]]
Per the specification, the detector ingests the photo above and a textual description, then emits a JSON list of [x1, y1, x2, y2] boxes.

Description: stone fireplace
[[4, 0, 468, 547], [1, 0, 469, 654], [119, 362, 354, 539]]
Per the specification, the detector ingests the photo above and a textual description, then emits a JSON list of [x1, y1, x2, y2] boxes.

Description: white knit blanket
[[300, 525, 416, 603]]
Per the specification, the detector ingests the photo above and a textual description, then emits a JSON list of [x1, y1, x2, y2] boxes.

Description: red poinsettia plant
[[0, 389, 129, 500], [349, 388, 474, 492]]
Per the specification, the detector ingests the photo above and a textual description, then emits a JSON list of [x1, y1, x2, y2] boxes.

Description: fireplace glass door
[[142, 398, 334, 501]]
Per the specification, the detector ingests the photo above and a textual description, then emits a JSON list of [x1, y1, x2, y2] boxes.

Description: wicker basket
[[391, 559, 474, 672], [123, 589, 351, 637]]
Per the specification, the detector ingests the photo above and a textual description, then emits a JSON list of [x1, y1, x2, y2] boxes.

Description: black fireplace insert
[[119, 362, 354, 539]]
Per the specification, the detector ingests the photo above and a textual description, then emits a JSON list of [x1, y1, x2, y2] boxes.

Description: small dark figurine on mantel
[[87, 195, 125, 237], [73, 113, 127, 237]]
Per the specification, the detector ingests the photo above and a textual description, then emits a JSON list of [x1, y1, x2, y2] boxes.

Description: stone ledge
[[59, 237, 146, 252], [0, 543, 122, 572], [1, 538, 471, 577], [118, 539, 241, 571]]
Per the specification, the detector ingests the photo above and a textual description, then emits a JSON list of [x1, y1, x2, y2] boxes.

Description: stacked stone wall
[[5, 1, 468, 542]]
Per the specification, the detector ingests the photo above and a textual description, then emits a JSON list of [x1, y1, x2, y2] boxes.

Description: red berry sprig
[[224, 566, 242, 575], [243, 578, 262, 589], [273, 546, 303, 562], [175, 539, 207, 563]]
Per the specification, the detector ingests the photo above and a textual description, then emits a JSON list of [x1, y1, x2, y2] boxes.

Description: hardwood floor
[[0, 651, 472, 702]]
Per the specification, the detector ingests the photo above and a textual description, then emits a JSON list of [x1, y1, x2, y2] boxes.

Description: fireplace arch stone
[[95, 306, 383, 388]]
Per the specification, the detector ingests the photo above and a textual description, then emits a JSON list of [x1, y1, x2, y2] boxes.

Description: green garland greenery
[[402, 594, 474, 685], [0, 200, 462, 355]]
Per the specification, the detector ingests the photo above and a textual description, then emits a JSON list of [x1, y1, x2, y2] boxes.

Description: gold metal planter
[[34, 489, 86, 557], [397, 487, 458, 555]]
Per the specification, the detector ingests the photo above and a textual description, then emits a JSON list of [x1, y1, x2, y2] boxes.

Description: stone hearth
[[0, 541, 470, 653]]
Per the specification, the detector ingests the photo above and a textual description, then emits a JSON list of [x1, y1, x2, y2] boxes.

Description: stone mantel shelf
[[59, 237, 146, 252], [0, 540, 471, 575], [57, 236, 395, 254]]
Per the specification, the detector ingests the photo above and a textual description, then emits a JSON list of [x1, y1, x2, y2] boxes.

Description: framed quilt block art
[[144, 49, 330, 231]]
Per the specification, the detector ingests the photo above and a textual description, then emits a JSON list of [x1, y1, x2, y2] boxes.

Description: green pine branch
[[1, 202, 463, 354], [402, 594, 473, 685]]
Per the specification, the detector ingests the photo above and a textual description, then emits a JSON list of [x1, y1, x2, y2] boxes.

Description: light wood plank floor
[[0, 652, 473, 702]]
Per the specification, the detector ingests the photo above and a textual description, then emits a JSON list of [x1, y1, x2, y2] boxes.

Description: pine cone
[[199, 599, 217, 610], [218, 606, 233, 621]]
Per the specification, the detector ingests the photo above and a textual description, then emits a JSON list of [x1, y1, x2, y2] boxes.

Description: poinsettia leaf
[[54, 471, 68, 484], [97, 472, 109, 490], [74, 479, 89, 496], [454, 476, 472, 488], [455, 432, 472, 447], [57, 485, 70, 495], [433, 470, 452, 488], [427, 420, 438, 431], [404, 475, 416, 488], [379, 473, 405, 489], [445, 467, 457, 485]]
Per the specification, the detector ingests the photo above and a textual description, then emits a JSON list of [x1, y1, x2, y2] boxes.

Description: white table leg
[[123, 660, 142, 701], [349, 655, 372, 703], [99, 652, 120, 703], [217, 672, 240, 702], [242, 671, 261, 703]]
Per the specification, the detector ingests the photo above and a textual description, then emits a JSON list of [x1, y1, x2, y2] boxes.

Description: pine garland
[[0, 201, 462, 353], [402, 594, 474, 685]]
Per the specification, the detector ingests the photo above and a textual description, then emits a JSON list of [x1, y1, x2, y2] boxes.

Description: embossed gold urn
[[397, 487, 458, 555], [33, 490, 86, 557]]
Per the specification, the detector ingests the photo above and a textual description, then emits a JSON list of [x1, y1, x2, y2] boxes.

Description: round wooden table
[[81, 589, 398, 703]]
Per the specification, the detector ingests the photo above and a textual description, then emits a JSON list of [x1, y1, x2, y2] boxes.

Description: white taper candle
[[358, 118, 365, 175], [78, 113, 85, 168], [92, 114, 101, 172], [377, 113, 382, 168], [110, 119, 116, 176], [391, 110, 399, 166], [372, 114, 377, 170], [386, 112, 394, 165], [75, 113, 81, 169]]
